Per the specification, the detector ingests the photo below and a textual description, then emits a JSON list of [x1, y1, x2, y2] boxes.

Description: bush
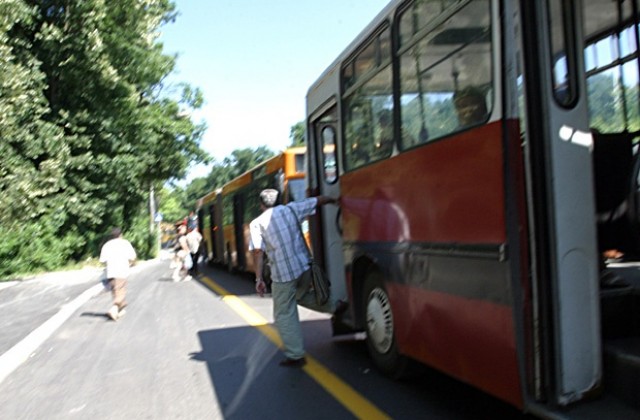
[[125, 213, 158, 261], [0, 208, 159, 280], [0, 218, 83, 279]]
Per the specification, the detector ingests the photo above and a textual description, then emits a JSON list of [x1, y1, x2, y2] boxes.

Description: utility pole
[[149, 185, 161, 255], [149, 185, 156, 232]]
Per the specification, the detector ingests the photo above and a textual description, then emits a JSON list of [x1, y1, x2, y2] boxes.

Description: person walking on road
[[99, 227, 137, 321], [249, 189, 348, 368], [172, 224, 192, 282], [186, 226, 203, 276]]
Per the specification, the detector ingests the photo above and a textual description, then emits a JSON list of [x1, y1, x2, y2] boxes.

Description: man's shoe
[[279, 357, 306, 368], [107, 305, 119, 321], [333, 300, 349, 317]]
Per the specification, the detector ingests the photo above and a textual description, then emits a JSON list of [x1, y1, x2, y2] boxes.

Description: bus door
[[519, 0, 601, 406], [233, 193, 246, 270], [309, 105, 348, 308]]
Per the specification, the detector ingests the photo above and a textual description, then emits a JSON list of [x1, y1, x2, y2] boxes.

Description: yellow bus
[[196, 147, 306, 276]]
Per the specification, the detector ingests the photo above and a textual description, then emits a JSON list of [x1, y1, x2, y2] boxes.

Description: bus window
[[294, 153, 305, 174], [549, 0, 578, 106], [343, 28, 393, 170], [222, 195, 233, 226], [398, 0, 461, 46], [583, 1, 640, 134], [321, 126, 338, 183], [398, 0, 492, 146]]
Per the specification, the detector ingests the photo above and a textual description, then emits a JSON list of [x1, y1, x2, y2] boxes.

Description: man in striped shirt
[[249, 189, 347, 367]]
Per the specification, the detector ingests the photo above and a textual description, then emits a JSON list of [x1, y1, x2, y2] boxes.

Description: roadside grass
[[0, 257, 104, 283]]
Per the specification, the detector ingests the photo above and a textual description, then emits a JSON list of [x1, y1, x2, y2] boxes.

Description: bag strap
[[284, 205, 313, 260]]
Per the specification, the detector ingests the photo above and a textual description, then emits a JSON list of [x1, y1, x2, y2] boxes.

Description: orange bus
[[197, 147, 306, 276], [306, 0, 640, 417]]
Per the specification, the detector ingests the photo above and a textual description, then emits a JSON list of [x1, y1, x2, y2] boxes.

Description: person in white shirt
[[186, 226, 203, 275], [172, 224, 192, 282], [99, 227, 137, 321]]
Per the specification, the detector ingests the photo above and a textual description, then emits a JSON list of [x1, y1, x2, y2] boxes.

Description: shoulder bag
[[285, 206, 331, 306]]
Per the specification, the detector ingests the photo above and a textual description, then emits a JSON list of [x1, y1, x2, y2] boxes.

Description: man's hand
[[255, 278, 266, 297], [316, 195, 339, 207], [252, 250, 266, 297]]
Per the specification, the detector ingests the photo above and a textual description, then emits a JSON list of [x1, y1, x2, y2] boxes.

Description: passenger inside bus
[[373, 109, 394, 160], [453, 87, 488, 128]]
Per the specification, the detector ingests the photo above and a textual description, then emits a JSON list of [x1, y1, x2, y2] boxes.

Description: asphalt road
[[0, 256, 530, 420]]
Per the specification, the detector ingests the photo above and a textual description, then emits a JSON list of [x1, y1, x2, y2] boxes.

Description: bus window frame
[[549, 0, 580, 108], [321, 125, 339, 184], [395, 0, 494, 149], [341, 23, 394, 173]]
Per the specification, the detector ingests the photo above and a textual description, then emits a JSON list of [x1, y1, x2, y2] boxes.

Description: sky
[[159, 0, 391, 181]]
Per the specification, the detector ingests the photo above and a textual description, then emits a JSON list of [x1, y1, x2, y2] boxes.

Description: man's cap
[[259, 189, 279, 207], [111, 227, 122, 237]]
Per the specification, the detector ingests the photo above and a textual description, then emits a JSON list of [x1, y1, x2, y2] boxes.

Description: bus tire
[[362, 270, 408, 379]]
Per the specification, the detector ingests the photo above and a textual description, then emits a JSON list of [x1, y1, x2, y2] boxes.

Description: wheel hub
[[366, 288, 393, 354]]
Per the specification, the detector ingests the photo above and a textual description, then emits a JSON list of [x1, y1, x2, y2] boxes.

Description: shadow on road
[[79, 311, 110, 320], [191, 322, 354, 420]]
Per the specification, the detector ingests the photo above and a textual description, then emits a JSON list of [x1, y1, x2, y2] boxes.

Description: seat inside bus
[[592, 130, 640, 262]]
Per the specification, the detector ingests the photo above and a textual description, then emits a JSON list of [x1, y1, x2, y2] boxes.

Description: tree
[[0, 0, 210, 277], [289, 121, 305, 146], [0, 0, 82, 276], [157, 185, 187, 223], [222, 146, 275, 180]]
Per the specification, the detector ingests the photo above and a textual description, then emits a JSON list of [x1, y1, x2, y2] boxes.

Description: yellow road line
[[200, 276, 391, 420]]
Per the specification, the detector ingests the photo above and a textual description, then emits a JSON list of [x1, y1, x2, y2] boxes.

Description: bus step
[[603, 337, 640, 410]]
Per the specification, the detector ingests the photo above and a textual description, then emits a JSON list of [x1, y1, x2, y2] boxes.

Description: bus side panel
[[390, 282, 520, 407], [340, 122, 522, 405], [341, 123, 506, 244]]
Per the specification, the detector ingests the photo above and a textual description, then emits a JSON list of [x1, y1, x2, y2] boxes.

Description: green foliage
[[156, 145, 280, 226], [158, 185, 188, 223], [587, 72, 640, 134], [289, 121, 305, 146], [0, 0, 209, 279], [222, 146, 276, 180], [126, 211, 158, 261], [0, 215, 84, 278]]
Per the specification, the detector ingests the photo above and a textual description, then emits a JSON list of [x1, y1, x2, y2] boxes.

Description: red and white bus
[[306, 0, 640, 416]]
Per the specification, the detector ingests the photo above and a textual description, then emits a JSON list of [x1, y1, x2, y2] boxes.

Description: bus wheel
[[362, 270, 407, 378]]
